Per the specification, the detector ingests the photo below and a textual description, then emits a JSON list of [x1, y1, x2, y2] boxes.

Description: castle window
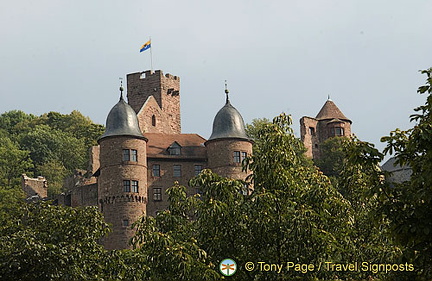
[[131, 180, 139, 193], [123, 180, 131, 192], [123, 149, 138, 162], [152, 164, 161, 177], [194, 165, 203, 176], [233, 151, 241, 163], [168, 142, 181, 155], [122, 219, 129, 227], [153, 188, 162, 201], [173, 165, 181, 177], [152, 115, 156, 126], [131, 149, 138, 162], [241, 152, 247, 161], [123, 149, 130, 161], [309, 127, 315, 135], [331, 127, 344, 136]]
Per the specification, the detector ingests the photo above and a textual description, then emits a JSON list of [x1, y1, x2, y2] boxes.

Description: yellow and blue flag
[[140, 40, 151, 52]]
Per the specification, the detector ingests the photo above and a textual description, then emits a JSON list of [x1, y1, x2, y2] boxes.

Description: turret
[[205, 87, 252, 181], [98, 86, 148, 250], [300, 97, 352, 159]]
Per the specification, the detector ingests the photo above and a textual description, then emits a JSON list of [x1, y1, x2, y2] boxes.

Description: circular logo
[[219, 258, 237, 276]]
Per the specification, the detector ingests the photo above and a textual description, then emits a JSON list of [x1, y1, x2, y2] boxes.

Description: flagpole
[[149, 36, 153, 72]]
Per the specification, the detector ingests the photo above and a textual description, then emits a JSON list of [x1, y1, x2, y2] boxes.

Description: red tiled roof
[[144, 133, 207, 159]]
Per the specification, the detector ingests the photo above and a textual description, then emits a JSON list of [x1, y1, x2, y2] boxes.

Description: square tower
[[127, 70, 181, 134]]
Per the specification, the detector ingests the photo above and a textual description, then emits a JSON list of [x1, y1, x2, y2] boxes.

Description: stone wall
[[146, 158, 207, 216], [98, 136, 148, 249], [22, 174, 48, 199], [300, 116, 319, 159], [205, 138, 252, 180], [127, 70, 181, 134], [88, 146, 100, 175]]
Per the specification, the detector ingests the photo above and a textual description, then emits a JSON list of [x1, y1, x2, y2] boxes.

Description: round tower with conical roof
[[205, 88, 252, 181], [300, 97, 352, 159], [98, 87, 148, 250]]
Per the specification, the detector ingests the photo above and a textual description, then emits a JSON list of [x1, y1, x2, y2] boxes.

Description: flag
[[140, 40, 151, 52]]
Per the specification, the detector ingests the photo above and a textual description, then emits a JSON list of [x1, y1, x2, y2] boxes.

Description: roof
[[208, 98, 249, 141], [315, 99, 351, 123], [145, 133, 207, 159], [98, 96, 146, 142]]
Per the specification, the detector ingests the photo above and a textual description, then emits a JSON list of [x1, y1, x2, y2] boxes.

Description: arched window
[[151, 115, 156, 126]]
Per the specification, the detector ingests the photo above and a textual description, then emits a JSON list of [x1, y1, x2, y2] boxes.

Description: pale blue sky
[[1, 0, 431, 155]]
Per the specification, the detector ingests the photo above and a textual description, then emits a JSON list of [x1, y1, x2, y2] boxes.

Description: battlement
[[127, 70, 179, 81]]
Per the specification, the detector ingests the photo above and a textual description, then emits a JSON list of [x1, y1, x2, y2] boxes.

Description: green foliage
[[380, 68, 432, 280], [37, 160, 69, 197], [336, 138, 402, 280], [0, 136, 33, 188], [132, 114, 389, 280], [0, 109, 104, 197], [20, 124, 87, 171], [41, 110, 105, 148], [314, 137, 346, 179], [0, 201, 110, 281], [131, 182, 220, 280], [0, 110, 36, 138]]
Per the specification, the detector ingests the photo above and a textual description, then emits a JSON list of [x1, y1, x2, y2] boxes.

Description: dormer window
[[168, 142, 181, 155]]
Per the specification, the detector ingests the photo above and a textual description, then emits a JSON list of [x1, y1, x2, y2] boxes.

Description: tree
[[131, 182, 220, 280], [37, 160, 69, 197], [380, 68, 432, 280], [0, 201, 111, 280], [42, 110, 105, 148], [19, 124, 87, 175], [0, 136, 33, 188], [0, 110, 36, 139], [132, 114, 366, 280], [314, 136, 346, 179]]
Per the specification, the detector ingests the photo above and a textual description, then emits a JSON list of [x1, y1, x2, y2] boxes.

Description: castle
[[22, 69, 352, 250]]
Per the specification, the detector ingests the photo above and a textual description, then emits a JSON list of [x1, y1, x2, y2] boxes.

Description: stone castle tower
[[300, 98, 352, 159], [95, 70, 251, 249], [127, 70, 180, 134], [97, 90, 148, 250], [205, 92, 252, 181]]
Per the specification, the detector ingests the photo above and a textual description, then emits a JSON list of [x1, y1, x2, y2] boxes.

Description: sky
[[1, 0, 431, 159]]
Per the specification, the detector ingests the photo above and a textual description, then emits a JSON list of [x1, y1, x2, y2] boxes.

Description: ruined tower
[[300, 98, 352, 159], [205, 90, 252, 182], [97, 88, 148, 250], [127, 70, 180, 134]]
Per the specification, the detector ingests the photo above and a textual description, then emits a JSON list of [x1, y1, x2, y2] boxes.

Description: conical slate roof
[[315, 99, 351, 123], [208, 97, 249, 141], [98, 96, 146, 141]]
